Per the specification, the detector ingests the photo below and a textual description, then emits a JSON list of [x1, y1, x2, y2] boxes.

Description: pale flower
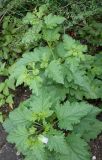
[[38, 135, 48, 144]]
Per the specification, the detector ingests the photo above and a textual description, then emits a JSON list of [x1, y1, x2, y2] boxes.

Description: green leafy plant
[[8, 5, 102, 100], [0, 15, 26, 65], [0, 79, 14, 107], [2, 4, 102, 160], [3, 91, 102, 160], [0, 13, 27, 109]]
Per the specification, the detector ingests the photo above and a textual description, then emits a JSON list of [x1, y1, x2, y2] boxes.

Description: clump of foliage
[[74, 14, 102, 53], [0, 79, 14, 107], [2, 5, 102, 160], [0, 15, 27, 64], [1, 0, 101, 25], [3, 91, 102, 160], [78, 20, 102, 46], [8, 5, 102, 100]]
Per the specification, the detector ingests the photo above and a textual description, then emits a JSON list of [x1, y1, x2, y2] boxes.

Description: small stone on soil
[[92, 156, 96, 160]]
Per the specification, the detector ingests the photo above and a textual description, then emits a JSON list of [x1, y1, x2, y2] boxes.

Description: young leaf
[[3, 86, 9, 96], [36, 4, 49, 18], [16, 73, 27, 86], [0, 83, 5, 92], [63, 34, 87, 57], [6, 95, 13, 105]]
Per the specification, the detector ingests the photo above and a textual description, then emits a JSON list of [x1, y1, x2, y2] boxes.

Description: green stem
[[47, 41, 55, 59], [34, 122, 43, 127]]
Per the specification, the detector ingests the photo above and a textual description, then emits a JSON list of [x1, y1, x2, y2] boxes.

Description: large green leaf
[[23, 12, 37, 25], [15, 46, 51, 69], [59, 134, 90, 160], [63, 34, 76, 51], [73, 107, 102, 141], [56, 101, 93, 130], [47, 133, 68, 154], [43, 28, 60, 42], [63, 34, 87, 53], [22, 23, 42, 44], [28, 76, 43, 95], [83, 120, 102, 141], [36, 4, 49, 18], [30, 91, 53, 118], [7, 126, 30, 152], [56, 42, 67, 58], [46, 150, 60, 160], [25, 142, 46, 160], [44, 14, 65, 29], [3, 107, 33, 132], [45, 60, 64, 84]]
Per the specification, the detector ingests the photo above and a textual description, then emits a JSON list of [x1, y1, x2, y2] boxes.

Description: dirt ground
[[90, 135, 102, 160], [0, 124, 21, 160]]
